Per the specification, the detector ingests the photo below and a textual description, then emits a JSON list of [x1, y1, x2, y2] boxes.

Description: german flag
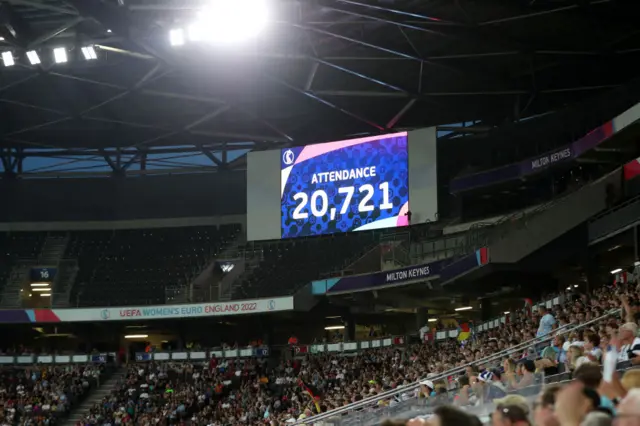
[[298, 379, 322, 413]]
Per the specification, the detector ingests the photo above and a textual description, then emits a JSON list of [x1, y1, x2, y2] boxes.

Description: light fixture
[[573, 284, 579, 288], [0, 37, 4, 41], [610, 268, 622, 274], [53, 47, 67, 63], [31, 283, 50, 287], [504, 311, 510, 315], [566, 286, 572, 290], [40, 293, 51, 297], [124, 334, 149, 339], [187, 24, 202, 42], [26, 50, 40, 65], [187, 0, 268, 45], [169, 29, 185, 46], [324, 325, 345, 330], [454, 306, 473, 312], [427, 318, 437, 322], [2, 51, 14, 67], [81, 46, 97, 60], [32, 287, 51, 292]]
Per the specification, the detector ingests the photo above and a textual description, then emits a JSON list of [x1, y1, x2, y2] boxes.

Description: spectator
[[532, 384, 561, 426], [537, 306, 556, 337], [617, 389, 640, 426], [617, 323, 640, 365]]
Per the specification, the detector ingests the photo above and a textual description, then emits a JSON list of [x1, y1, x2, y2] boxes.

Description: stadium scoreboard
[[247, 128, 437, 241]]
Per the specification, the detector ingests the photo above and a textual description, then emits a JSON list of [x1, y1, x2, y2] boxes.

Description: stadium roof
[[0, 0, 639, 177]]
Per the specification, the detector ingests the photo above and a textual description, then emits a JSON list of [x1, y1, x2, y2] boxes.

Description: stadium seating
[[0, 232, 46, 304], [233, 231, 380, 298], [0, 362, 112, 425], [67, 224, 241, 307], [61, 272, 640, 426]]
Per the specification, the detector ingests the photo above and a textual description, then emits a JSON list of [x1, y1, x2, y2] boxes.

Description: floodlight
[[190, 0, 268, 45], [125, 334, 148, 339], [454, 306, 472, 311], [610, 268, 622, 274], [53, 47, 67, 63], [2, 51, 14, 67], [81, 46, 97, 60], [169, 28, 185, 46], [26, 50, 40, 65]]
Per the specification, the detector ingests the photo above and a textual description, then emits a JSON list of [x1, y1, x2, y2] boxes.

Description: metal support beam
[[291, 23, 421, 62], [100, 150, 119, 172], [333, 0, 457, 24], [479, 0, 611, 25], [6, 0, 78, 15], [305, 62, 319, 91], [272, 77, 384, 131], [202, 149, 224, 167], [26, 16, 84, 49], [386, 99, 416, 129]]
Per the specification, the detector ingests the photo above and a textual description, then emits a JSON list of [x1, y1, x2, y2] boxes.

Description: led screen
[[281, 132, 409, 238]]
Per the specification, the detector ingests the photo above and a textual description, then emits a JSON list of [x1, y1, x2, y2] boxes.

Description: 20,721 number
[[291, 182, 394, 220]]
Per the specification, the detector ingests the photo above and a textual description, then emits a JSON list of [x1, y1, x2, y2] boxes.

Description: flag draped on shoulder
[[298, 379, 322, 413]]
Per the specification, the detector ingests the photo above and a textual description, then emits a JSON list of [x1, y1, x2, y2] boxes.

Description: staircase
[[191, 232, 257, 302], [64, 368, 127, 426], [39, 235, 69, 265], [219, 257, 263, 301], [52, 260, 79, 308], [0, 263, 31, 308]]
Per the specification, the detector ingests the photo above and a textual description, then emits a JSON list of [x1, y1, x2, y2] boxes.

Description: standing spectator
[[537, 306, 556, 337]]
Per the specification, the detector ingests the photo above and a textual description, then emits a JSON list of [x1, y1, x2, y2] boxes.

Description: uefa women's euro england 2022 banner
[[280, 132, 409, 238]]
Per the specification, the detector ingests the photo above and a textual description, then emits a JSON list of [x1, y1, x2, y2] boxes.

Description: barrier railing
[[0, 353, 116, 364], [299, 308, 622, 425]]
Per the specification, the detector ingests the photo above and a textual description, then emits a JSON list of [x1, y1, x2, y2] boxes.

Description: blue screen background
[[281, 134, 409, 238]]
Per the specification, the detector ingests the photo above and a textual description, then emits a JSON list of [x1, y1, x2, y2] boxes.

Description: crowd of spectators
[[67, 279, 640, 426], [0, 364, 106, 425]]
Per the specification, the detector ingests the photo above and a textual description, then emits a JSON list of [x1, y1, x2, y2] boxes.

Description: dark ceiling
[[0, 0, 639, 176]]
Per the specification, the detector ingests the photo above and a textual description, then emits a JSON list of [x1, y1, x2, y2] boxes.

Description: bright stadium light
[[427, 318, 437, 322], [124, 334, 148, 339], [53, 47, 67, 63], [169, 28, 185, 46], [81, 46, 97, 60], [26, 50, 40, 65], [2, 51, 14, 67], [32, 287, 51, 292], [324, 325, 345, 330], [188, 0, 268, 45], [610, 268, 622, 274], [40, 293, 51, 297], [31, 283, 50, 287], [454, 306, 472, 312]]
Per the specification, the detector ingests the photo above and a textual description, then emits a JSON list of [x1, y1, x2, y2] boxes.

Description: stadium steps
[[38, 234, 69, 265], [63, 367, 127, 426], [483, 170, 621, 264], [52, 259, 79, 308], [190, 230, 252, 302]]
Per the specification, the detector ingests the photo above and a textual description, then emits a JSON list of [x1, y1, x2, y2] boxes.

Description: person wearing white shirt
[[537, 306, 556, 337]]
